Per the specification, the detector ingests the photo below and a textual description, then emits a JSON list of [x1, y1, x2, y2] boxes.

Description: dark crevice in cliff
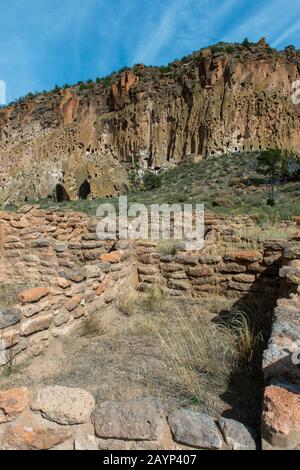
[[79, 180, 91, 200], [56, 184, 70, 202]]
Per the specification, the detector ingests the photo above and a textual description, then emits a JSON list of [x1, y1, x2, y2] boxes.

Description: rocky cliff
[[1, 38, 300, 204]]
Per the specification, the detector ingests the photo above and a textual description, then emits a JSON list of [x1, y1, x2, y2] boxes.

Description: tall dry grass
[[147, 302, 262, 405], [117, 287, 139, 317], [240, 223, 297, 243], [0, 283, 35, 309]]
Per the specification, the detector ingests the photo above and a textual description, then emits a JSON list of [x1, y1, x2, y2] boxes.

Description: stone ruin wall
[[261, 243, 300, 450], [0, 207, 137, 365], [0, 207, 300, 450]]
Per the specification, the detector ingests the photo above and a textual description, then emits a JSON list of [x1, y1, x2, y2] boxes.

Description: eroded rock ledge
[[1, 39, 300, 204]]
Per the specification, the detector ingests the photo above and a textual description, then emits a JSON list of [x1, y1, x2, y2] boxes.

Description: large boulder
[[262, 384, 300, 449], [31, 386, 95, 425], [93, 397, 165, 441], [168, 409, 223, 449], [218, 417, 257, 450]]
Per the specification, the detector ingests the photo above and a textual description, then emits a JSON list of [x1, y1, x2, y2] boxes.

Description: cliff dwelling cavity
[[79, 180, 91, 200], [55, 184, 70, 202]]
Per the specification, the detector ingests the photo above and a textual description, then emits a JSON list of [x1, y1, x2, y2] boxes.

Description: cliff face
[[1, 39, 300, 204]]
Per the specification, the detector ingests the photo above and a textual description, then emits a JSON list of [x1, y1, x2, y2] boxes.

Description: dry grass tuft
[[147, 303, 263, 406], [226, 312, 262, 365], [241, 223, 297, 243], [117, 288, 139, 317], [0, 283, 34, 309], [142, 281, 167, 314], [81, 313, 105, 337], [156, 239, 177, 255]]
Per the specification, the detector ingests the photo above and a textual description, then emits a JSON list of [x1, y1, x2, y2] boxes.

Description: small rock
[[0, 388, 30, 423], [54, 243, 68, 252], [224, 250, 263, 263], [20, 314, 52, 336], [80, 242, 103, 250], [53, 310, 70, 327], [168, 409, 223, 449], [2, 424, 71, 450], [0, 308, 22, 329], [188, 266, 214, 277], [64, 296, 81, 312], [280, 265, 300, 285], [168, 280, 191, 290], [85, 265, 104, 279], [57, 277, 71, 289], [232, 273, 256, 283], [59, 269, 86, 283], [218, 417, 257, 450], [283, 245, 300, 260], [100, 251, 124, 264], [96, 278, 110, 296], [31, 386, 95, 425], [32, 239, 52, 248], [74, 435, 99, 450], [175, 254, 199, 265], [138, 265, 159, 275], [19, 287, 49, 304], [93, 397, 165, 441], [0, 329, 19, 349]]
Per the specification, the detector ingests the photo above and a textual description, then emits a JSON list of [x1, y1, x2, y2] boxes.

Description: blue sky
[[1, 0, 300, 103]]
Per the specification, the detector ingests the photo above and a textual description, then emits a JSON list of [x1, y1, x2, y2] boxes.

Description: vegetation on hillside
[[24, 150, 300, 224], [1, 38, 299, 110]]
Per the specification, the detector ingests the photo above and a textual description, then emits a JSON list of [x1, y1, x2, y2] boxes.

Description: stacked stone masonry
[[261, 243, 300, 450], [0, 387, 258, 450], [0, 206, 137, 366], [1, 207, 300, 450]]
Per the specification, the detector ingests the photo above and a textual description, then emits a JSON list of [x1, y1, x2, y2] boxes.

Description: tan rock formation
[[0, 39, 300, 204]]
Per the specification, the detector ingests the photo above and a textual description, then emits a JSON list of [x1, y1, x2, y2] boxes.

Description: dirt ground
[[0, 294, 266, 433]]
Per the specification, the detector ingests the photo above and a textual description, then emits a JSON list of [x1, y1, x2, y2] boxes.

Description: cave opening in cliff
[[56, 184, 70, 203], [79, 179, 91, 200]]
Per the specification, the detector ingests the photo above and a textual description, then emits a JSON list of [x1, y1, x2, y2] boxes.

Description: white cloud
[[222, 0, 300, 47], [272, 19, 300, 47], [133, 0, 192, 64]]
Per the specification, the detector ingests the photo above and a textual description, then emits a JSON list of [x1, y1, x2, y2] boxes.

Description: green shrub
[[225, 45, 235, 54], [242, 38, 252, 48], [143, 171, 162, 190], [285, 45, 296, 52], [257, 148, 283, 182], [101, 76, 112, 88], [159, 64, 173, 74], [128, 169, 142, 192]]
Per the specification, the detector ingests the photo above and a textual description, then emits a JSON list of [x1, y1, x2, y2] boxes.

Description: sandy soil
[[0, 295, 264, 432]]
